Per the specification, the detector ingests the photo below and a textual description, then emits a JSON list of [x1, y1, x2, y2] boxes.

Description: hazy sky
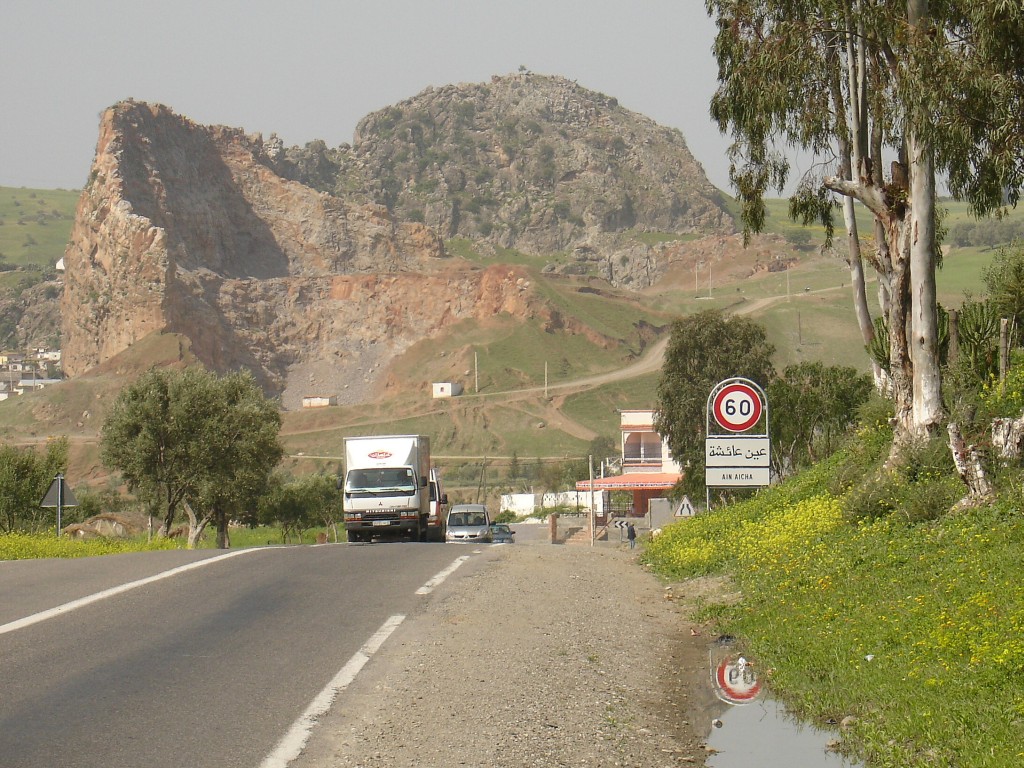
[[0, 0, 780, 193]]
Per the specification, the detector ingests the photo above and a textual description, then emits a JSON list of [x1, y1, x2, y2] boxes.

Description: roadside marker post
[[40, 473, 78, 537]]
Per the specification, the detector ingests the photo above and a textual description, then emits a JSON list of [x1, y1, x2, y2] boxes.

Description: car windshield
[[346, 468, 416, 493], [449, 510, 486, 527]]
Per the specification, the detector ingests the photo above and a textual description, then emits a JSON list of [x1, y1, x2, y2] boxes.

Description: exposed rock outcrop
[[62, 102, 502, 406], [270, 73, 733, 282]]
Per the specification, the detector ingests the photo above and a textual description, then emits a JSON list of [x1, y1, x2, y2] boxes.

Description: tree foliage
[[100, 367, 282, 547], [768, 362, 872, 475], [982, 243, 1024, 348], [655, 310, 775, 497], [704, 0, 1024, 450], [258, 473, 341, 544], [0, 438, 68, 533]]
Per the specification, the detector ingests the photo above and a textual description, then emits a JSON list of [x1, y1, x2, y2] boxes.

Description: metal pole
[[56, 473, 62, 537], [589, 455, 595, 547]]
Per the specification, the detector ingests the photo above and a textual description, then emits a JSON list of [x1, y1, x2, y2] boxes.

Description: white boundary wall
[[500, 491, 608, 515]]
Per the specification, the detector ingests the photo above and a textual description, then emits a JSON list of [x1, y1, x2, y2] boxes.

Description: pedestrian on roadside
[[627, 522, 637, 549]]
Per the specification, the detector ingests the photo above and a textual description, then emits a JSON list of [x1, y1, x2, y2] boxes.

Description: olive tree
[[101, 367, 282, 547], [0, 437, 68, 533]]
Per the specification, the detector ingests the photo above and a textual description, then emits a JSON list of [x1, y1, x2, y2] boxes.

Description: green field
[[0, 186, 78, 268]]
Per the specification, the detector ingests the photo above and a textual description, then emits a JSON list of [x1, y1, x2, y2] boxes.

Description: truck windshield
[[346, 468, 416, 494]]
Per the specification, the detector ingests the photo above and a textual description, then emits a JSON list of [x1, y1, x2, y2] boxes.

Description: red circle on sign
[[713, 383, 763, 432], [715, 656, 762, 703]]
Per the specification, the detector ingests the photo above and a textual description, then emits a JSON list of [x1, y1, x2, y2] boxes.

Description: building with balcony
[[575, 409, 682, 517]]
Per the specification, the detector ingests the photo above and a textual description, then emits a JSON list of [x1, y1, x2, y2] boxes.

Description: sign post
[[40, 473, 79, 536], [705, 378, 770, 503]]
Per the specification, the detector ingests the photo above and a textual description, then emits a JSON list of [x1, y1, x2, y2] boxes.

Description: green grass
[[642, 434, 1024, 766], [0, 186, 78, 268]]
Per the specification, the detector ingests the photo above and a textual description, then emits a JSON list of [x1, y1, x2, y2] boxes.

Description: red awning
[[574, 472, 681, 491]]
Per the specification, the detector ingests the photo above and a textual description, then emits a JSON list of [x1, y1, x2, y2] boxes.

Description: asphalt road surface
[[0, 543, 498, 768]]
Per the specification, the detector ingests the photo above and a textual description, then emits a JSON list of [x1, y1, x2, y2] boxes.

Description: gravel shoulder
[[295, 543, 725, 767]]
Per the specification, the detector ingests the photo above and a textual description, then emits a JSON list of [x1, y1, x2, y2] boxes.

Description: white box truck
[[343, 435, 440, 542]]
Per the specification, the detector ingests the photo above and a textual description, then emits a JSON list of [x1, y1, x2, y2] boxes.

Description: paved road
[[0, 544, 497, 768]]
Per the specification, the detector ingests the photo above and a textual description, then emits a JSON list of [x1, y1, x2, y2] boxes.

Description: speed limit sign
[[712, 381, 763, 432]]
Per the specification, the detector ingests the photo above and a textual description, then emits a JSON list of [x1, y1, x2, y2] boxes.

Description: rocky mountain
[[270, 73, 732, 269], [61, 75, 735, 407]]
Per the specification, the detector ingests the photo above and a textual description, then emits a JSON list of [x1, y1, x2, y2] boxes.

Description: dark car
[[488, 523, 516, 544]]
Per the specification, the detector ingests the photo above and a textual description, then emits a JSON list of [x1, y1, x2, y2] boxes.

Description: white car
[[445, 504, 492, 543]]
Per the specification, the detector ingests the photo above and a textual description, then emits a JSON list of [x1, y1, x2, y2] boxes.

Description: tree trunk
[[886, 212, 916, 454], [216, 510, 231, 549], [182, 500, 210, 550], [948, 422, 993, 509], [992, 414, 1024, 459], [908, 127, 945, 437]]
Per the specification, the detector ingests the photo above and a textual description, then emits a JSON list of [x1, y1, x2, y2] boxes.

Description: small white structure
[[432, 382, 464, 398], [301, 395, 337, 408]]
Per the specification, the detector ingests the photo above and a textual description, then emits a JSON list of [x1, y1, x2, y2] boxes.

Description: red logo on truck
[[368, 451, 393, 459]]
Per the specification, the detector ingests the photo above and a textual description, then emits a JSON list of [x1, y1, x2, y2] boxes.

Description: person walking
[[627, 522, 637, 549]]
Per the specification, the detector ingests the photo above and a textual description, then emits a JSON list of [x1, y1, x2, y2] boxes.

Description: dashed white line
[[259, 614, 406, 768], [416, 555, 470, 594], [0, 548, 263, 636]]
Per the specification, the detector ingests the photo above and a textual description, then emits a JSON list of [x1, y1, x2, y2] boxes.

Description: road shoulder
[[295, 544, 719, 767]]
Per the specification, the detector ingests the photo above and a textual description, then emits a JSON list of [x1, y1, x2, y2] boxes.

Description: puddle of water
[[702, 641, 863, 767], [705, 697, 863, 767]]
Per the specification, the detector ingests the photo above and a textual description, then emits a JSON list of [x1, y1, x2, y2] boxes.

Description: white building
[[302, 395, 337, 408], [432, 382, 464, 398]]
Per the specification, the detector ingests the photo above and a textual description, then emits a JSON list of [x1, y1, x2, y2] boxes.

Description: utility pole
[[474, 352, 479, 394], [588, 455, 595, 547]]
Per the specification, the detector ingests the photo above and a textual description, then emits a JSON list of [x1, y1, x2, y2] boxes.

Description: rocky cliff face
[[63, 77, 734, 407], [270, 73, 733, 279], [61, 101, 503, 406]]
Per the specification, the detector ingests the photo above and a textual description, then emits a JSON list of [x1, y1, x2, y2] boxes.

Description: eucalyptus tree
[[705, 0, 1024, 450]]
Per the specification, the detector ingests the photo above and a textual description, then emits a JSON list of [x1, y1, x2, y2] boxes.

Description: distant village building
[[574, 409, 682, 517], [18, 378, 62, 391], [0, 348, 64, 399], [302, 395, 337, 408], [432, 382, 463, 398]]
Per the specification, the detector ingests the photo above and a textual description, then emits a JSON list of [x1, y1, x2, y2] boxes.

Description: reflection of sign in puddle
[[712, 653, 761, 705]]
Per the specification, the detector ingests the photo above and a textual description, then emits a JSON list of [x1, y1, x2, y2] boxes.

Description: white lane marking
[[260, 614, 406, 768], [0, 548, 263, 636], [415, 555, 470, 595]]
